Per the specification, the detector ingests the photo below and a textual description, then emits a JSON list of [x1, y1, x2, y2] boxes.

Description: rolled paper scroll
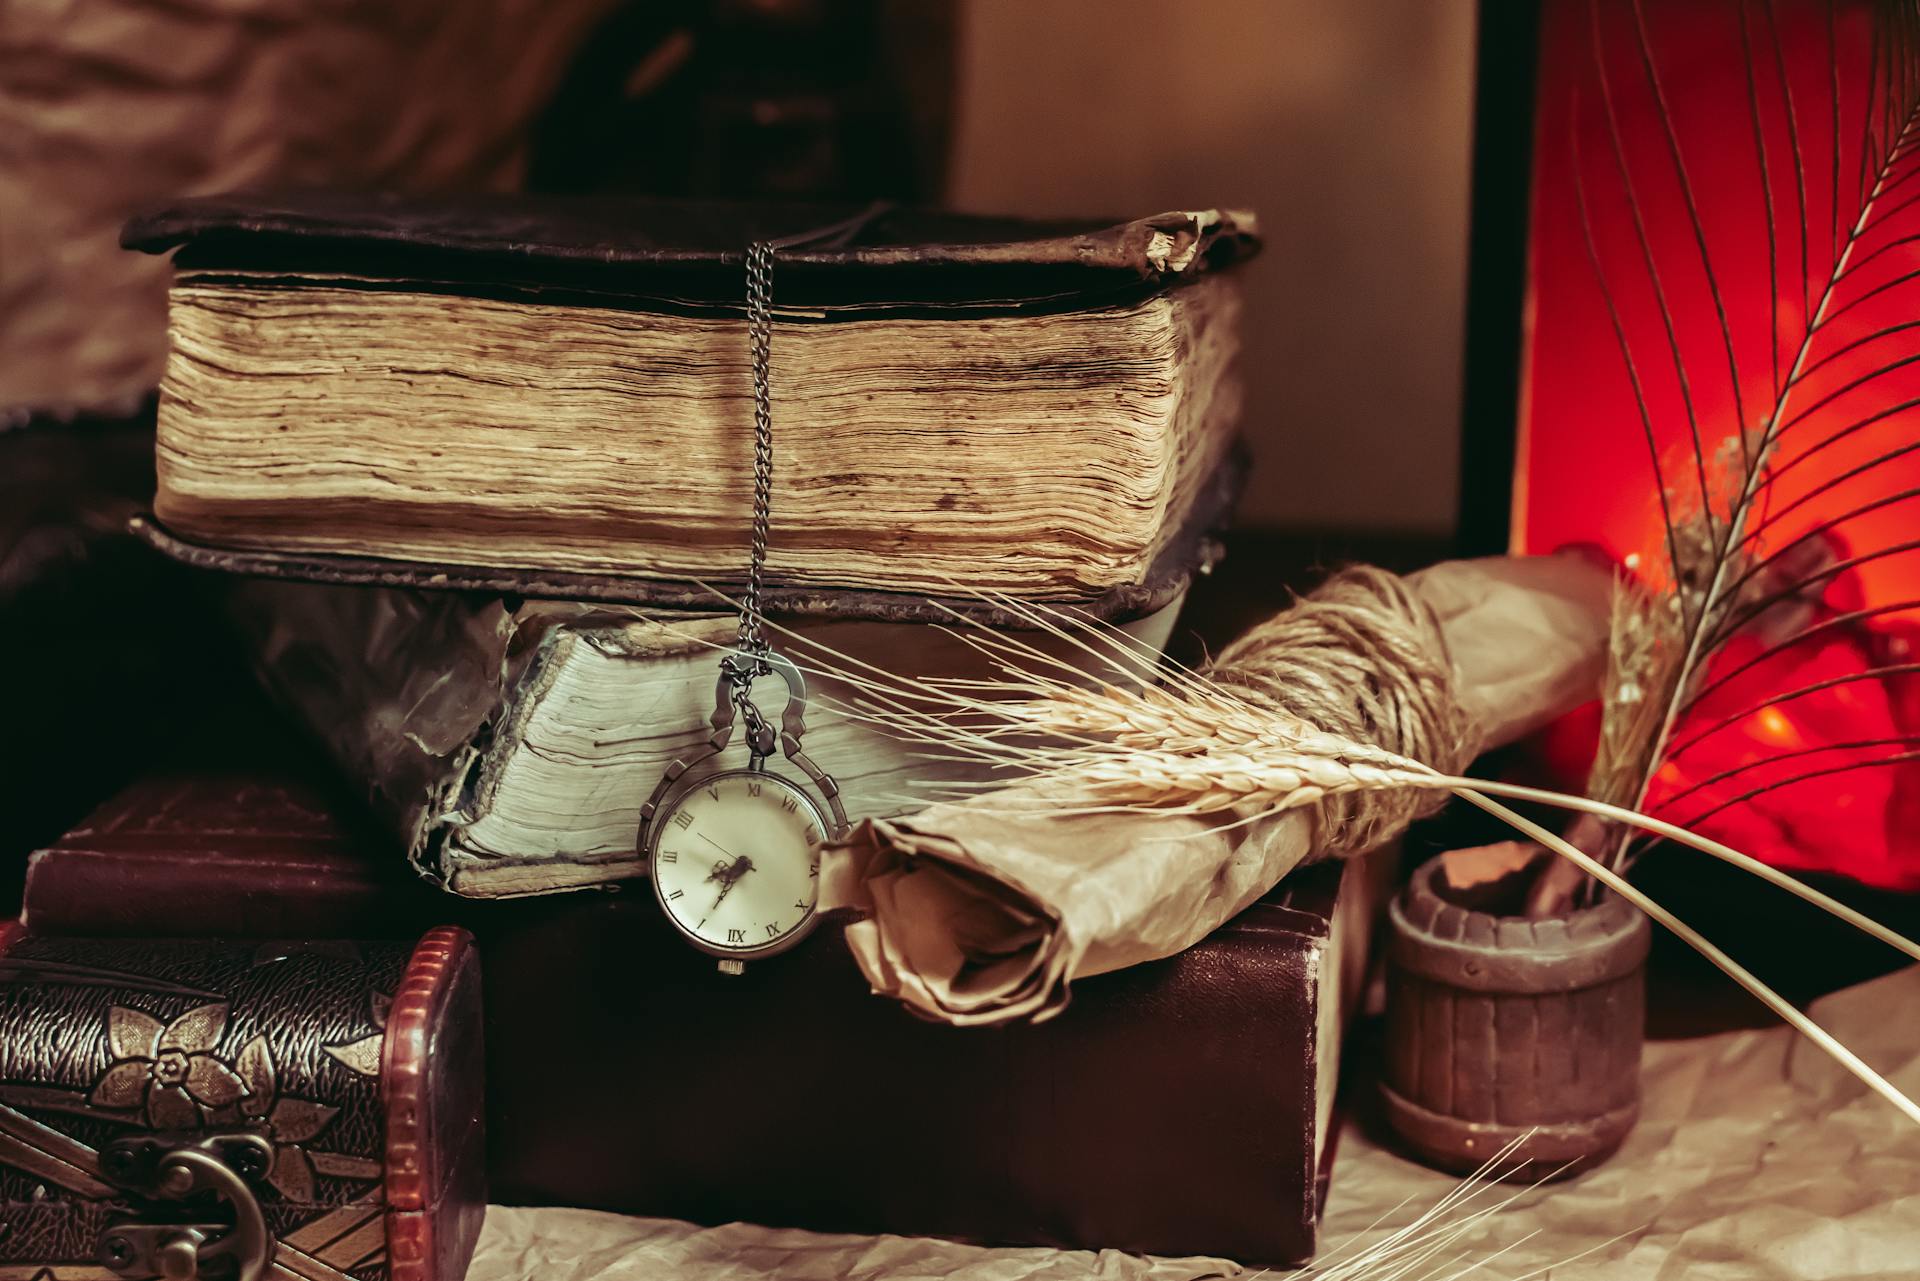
[[819, 553, 1613, 1025]]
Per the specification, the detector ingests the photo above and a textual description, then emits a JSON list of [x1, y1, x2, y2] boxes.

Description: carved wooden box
[[0, 924, 483, 1281]]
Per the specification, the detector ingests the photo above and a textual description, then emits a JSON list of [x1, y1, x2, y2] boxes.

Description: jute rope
[[1205, 566, 1482, 858]]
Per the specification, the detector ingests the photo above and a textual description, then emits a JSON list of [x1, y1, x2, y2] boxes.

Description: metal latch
[[95, 1133, 274, 1281]]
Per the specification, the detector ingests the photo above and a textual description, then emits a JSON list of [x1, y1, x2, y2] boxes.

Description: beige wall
[[947, 0, 1476, 533]]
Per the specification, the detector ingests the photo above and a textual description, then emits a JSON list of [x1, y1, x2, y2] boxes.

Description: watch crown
[[717, 959, 746, 977]]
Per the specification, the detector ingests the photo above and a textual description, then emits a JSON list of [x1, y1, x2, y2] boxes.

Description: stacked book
[[6, 193, 1385, 1267], [127, 193, 1254, 898]]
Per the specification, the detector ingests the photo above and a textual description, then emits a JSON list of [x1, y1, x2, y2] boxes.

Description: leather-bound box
[[23, 762, 1394, 1265], [0, 923, 484, 1281]]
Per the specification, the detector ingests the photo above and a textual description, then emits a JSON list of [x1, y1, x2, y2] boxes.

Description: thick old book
[[123, 193, 1257, 607], [23, 763, 1389, 1265], [211, 576, 1191, 899]]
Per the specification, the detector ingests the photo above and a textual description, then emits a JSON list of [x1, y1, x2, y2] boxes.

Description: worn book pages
[[158, 274, 1236, 596], [820, 553, 1615, 1024], [144, 203, 1249, 597]]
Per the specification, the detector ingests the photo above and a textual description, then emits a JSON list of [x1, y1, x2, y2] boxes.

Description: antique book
[[122, 193, 1258, 605], [22, 762, 1390, 1265], [0, 922, 484, 1281], [19, 765, 441, 939], [211, 576, 1191, 898]]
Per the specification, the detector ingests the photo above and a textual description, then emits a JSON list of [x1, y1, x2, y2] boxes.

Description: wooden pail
[[1381, 852, 1650, 1176]]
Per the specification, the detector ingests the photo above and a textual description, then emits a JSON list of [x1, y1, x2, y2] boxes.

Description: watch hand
[[704, 852, 756, 886], [711, 878, 738, 912], [697, 831, 738, 861]]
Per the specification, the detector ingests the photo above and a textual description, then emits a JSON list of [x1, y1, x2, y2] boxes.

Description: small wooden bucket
[[1381, 852, 1650, 1176]]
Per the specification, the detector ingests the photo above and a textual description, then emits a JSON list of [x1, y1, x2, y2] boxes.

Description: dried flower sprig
[[1570, 0, 1920, 883]]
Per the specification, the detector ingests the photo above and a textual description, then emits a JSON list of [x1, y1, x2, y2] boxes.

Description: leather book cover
[[21, 767, 443, 940], [25, 762, 1367, 1265], [123, 193, 1260, 312]]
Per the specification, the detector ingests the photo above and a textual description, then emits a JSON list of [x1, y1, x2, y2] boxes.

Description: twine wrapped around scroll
[[818, 553, 1614, 1025], [1205, 567, 1477, 858]]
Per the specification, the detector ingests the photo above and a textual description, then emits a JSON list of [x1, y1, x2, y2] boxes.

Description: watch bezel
[[646, 766, 829, 961]]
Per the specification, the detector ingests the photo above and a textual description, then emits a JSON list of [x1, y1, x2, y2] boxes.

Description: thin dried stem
[[1455, 789, 1920, 1127]]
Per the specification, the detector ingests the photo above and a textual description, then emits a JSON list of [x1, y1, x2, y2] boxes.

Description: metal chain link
[[740, 239, 777, 671], [726, 238, 779, 744]]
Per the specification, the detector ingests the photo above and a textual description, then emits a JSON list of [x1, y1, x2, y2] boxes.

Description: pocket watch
[[635, 239, 849, 972], [639, 652, 848, 972]]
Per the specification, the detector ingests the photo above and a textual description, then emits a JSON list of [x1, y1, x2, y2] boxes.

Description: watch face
[[648, 769, 826, 958]]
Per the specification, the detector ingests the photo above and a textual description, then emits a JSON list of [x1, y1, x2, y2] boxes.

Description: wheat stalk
[[983, 679, 1920, 951], [947, 709, 1920, 1127], [1056, 748, 1439, 814], [659, 582, 1920, 966], [937, 681, 1920, 1125], [651, 583, 1920, 1125], [1585, 574, 1682, 811], [1296, 1132, 1632, 1281], [1002, 681, 1423, 768]]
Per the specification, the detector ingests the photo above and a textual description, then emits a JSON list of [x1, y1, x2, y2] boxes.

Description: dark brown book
[[24, 764, 1383, 1265], [124, 193, 1258, 610], [21, 767, 437, 939]]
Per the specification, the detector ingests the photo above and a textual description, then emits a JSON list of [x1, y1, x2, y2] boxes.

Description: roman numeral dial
[[649, 769, 830, 960]]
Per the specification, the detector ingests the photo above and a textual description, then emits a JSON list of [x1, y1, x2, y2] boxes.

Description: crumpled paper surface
[[468, 965, 1920, 1279], [821, 553, 1615, 1025], [470, 1212, 1235, 1281]]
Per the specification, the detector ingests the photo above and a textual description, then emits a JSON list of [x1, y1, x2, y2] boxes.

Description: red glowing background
[[1514, 0, 1920, 888]]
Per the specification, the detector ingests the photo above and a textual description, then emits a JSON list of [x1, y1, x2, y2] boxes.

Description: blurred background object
[[2, 0, 1476, 539], [0, 0, 624, 420], [527, 0, 955, 201], [945, 0, 1477, 533]]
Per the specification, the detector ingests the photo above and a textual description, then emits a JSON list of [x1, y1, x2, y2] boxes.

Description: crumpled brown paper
[[466, 966, 1920, 1279], [819, 553, 1615, 1025]]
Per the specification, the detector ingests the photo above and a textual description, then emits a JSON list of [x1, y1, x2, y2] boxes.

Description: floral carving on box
[[0, 935, 407, 1281]]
